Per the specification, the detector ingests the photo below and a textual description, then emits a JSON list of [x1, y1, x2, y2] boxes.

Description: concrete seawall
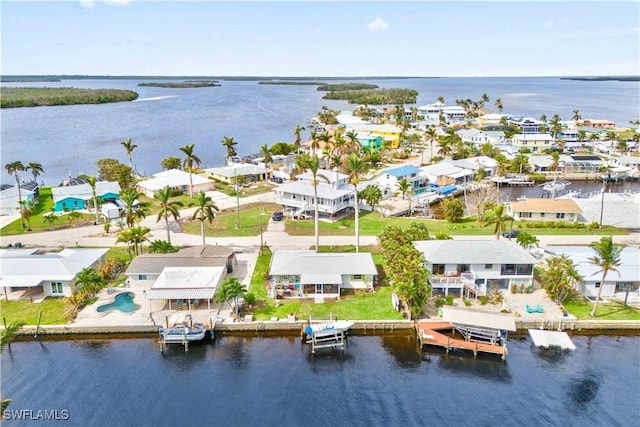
[[13, 319, 640, 337]]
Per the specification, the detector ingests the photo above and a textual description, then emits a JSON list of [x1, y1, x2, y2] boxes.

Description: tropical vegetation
[[1, 87, 138, 108]]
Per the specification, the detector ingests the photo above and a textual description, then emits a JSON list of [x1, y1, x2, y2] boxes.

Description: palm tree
[[149, 239, 176, 254], [299, 153, 325, 252], [214, 277, 247, 314], [179, 144, 202, 197], [396, 177, 413, 216], [549, 114, 562, 138], [345, 153, 367, 252], [588, 237, 624, 317], [424, 126, 438, 164], [494, 98, 503, 113], [293, 124, 305, 154], [155, 186, 183, 244], [88, 175, 100, 225], [260, 144, 273, 177], [484, 205, 514, 239], [26, 162, 44, 183], [120, 138, 138, 174], [20, 200, 33, 231], [5, 161, 26, 229], [129, 225, 151, 255], [221, 136, 238, 166], [116, 229, 135, 260], [192, 191, 219, 245], [119, 188, 142, 228], [75, 267, 104, 295], [309, 130, 320, 154], [572, 110, 581, 122]]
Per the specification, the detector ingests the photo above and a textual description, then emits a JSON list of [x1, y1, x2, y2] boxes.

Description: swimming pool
[[97, 292, 140, 313]]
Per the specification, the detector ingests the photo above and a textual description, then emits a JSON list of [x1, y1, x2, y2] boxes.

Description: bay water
[[2, 334, 639, 427], [2, 77, 639, 186]]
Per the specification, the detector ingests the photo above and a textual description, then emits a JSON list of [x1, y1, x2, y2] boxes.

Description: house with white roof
[[543, 246, 639, 299], [420, 161, 473, 188], [0, 186, 35, 216], [0, 248, 108, 299], [508, 117, 545, 134], [204, 164, 267, 185], [450, 156, 498, 177], [137, 169, 214, 198], [413, 240, 538, 298], [52, 181, 120, 212], [274, 169, 355, 218], [268, 250, 378, 300], [477, 113, 504, 127]]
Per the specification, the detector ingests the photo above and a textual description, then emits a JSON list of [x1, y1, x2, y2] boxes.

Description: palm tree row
[[5, 161, 45, 230]]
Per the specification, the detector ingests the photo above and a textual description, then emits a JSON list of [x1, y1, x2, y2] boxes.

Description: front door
[[315, 283, 323, 294]]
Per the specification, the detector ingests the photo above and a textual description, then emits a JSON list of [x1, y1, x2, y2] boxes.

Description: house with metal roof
[[125, 245, 236, 311], [369, 165, 428, 199], [0, 186, 35, 216], [268, 250, 378, 300], [0, 248, 108, 299], [506, 198, 583, 222], [511, 133, 555, 153], [204, 164, 268, 185], [413, 240, 538, 298], [543, 245, 639, 300], [137, 169, 214, 198], [274, 169, 355, 218], [52, 181, 120, 212]]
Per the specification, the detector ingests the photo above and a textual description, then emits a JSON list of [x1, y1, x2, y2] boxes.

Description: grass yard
[[0, 298, 67, 325], [284, 210, 625, 237], [247, 245, 401, 321], [563, 298, 640, 320], [211, 180, 275, 198], [181, 202, 282, 237]]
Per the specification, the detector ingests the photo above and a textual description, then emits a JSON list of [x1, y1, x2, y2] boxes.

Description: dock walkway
[[416, 321, 508, 359]]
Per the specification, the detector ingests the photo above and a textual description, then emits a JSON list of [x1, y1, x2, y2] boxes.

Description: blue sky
[[2, 1, 639, 77]]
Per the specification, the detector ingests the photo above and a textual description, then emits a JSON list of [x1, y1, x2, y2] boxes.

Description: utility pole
[[599, 178, 606, 229], [235, 169, 240, 230]]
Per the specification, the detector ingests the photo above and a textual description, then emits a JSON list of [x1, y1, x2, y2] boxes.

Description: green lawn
[[563, 298, 640, 320], [247, 245, 401, 321], [284, 210, 625, 237], [0, 298, 66, 325], [181, 202, 282, 237], [211, 180, 275, 198]]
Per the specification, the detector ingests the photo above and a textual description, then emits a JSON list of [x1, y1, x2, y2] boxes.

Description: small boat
[[159, 313, 207, 343], [305, 320, 354, 338]]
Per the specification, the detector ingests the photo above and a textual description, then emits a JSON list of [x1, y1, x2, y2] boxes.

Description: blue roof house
[[371, 165, 428, 199], [52, 181, 121, 212]]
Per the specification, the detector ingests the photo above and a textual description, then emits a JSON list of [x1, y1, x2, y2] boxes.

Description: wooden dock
[[416, 321, 508, 359]]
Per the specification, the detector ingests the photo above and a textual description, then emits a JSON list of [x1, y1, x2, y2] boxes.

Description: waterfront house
[[137, 169, 214, 198], [0, 248, 108, 299], [413, 240, 538, 297], [506, 198, 583, 223], [52, 181, 120, 212], [354, 131, 384, 151], [346, 123, 403, 148], [450, 156, 498, 177], [0, 186, 35, 216], [508, 117, 545, 134], [542, 245, 639, 299], [562, 155, 605, 176], [511, 134, 555, 153], [268, 250, 377, 300], [420, 161, 473, 188], [204, 164, 268, 185], [576, 119, 616, 129], [476, 113, 504, 127], [274, 169, 355, 218], [368, 165, 428, 199], [126, 245, 236, 311]]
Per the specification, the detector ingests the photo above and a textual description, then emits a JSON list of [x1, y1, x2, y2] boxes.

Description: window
[[138, 274, 147, 280], [51, 282, 63, 294], [432, 264, 445, 275], [352, 274, 362, 280], [595, 282, 601, 288], [520, 212, 532, 218], [540, 213, 545, 218], [485, 264, 492, 269], [556, 213, 565, 219]]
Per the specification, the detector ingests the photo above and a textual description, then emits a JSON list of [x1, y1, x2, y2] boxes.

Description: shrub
[[244, 292, 256, 306], [445, 295, 454, 305], [479, 296, 487, 305], [464, 299, 472, 307], [435, 298, 445, 307]]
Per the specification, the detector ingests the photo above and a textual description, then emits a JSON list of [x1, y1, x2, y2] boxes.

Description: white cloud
[[103, 0, 130, 5], [78, 0, 95, 9], [79, 0, 130, 8], [366, 17, 388, 32]]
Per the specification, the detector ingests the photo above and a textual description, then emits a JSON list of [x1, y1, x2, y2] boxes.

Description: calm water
[[2, 77, 639, 186], [2, 334, 639, 427]]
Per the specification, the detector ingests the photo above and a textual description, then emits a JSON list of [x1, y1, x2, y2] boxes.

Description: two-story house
[[511, 134, 555, 153], [413, 240, 538, 298]]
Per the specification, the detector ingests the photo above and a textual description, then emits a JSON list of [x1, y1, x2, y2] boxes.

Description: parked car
[[270, 177, 283, 184], [271, 211, 284, 221], [502, 229, 520, 238]]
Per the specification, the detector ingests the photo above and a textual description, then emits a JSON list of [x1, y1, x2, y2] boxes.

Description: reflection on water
[[568, 371, 602, 410]]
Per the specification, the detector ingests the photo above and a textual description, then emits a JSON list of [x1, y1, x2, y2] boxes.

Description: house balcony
[[429, 272, 483, 293], [276, 196, 353, 215]]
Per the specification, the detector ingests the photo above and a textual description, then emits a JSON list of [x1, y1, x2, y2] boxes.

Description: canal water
[[2, 334, 638, 426]]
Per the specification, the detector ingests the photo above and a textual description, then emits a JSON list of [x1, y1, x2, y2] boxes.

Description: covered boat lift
[[528, 329, 576, 350]]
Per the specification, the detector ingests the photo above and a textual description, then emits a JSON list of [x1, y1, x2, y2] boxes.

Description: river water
[[2, 77, 639, 186], [1, 334, 639, 427]]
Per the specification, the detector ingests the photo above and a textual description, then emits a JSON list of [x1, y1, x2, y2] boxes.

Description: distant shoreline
[[560, 76, 640, 82]]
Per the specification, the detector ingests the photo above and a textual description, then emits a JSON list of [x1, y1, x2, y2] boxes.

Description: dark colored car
[[272, 211, 284, 221], [502, 229, 520, 238], [270, 177, 283, 184]]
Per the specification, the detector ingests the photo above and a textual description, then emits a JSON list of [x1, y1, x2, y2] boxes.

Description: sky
[[1, 1, 639, 77]]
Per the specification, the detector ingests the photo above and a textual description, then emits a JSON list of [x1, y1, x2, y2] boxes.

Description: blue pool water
[[96, 292, 139, 313]]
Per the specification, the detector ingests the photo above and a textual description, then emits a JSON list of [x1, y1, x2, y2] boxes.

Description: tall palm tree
[[549, 114, 562, 138], [129, 225, 151, 255], [26, 162, 44, 183], [120, 138, 138, 173], [155, 186, 182, 244], [424, 126, 438, 164], [221, 136, 238, 166], [5, 161, 26, 229], [484, 205, 514, 239], [293, 124, 305, 154], [397, 177, 413, 216], [309, 130, 320, 154], [588, 236, 624, 317], [300, 153, 324, 252], [179, 144, 202, 197], [119, 188, 142, 228], [494, 98, 503, 113], [88, 175, 100, 225], [192, 191, 219, 245], [572, 110, 581, 122], [345, 153, 367, 252], [116, 229, 135, 260], [260, 144, 273, 177]]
